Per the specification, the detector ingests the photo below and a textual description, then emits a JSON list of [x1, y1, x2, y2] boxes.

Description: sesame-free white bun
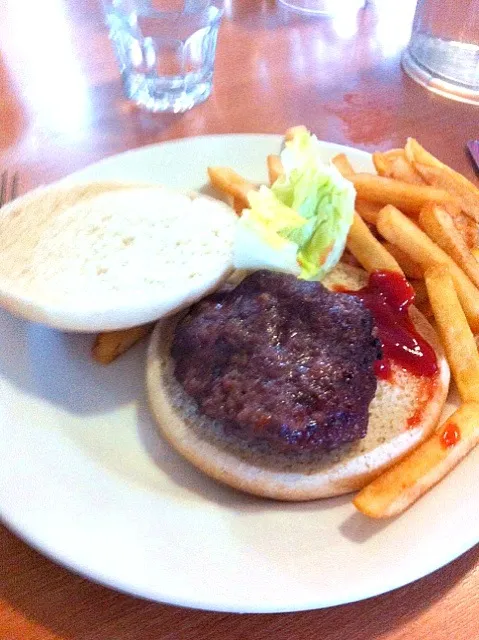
[[146, 264, 450, 501], [0, 181, 238, 331]]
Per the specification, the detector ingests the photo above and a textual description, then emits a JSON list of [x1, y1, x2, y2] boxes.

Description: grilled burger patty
[[171, 270, 382, 455]]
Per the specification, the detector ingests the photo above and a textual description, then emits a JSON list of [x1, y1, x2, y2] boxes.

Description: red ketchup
[[441, 422, 461, 448], [343, 271, 438, 380]]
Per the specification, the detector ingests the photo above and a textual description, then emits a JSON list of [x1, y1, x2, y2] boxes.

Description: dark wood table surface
[[1, 0, 478, 638]]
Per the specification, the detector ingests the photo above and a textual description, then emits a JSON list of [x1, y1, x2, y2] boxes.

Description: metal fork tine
[[10, 172, 18, 202], [0, 171, 7, 208]]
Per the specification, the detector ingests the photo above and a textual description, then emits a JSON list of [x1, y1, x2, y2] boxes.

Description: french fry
[[332, 153, 355, 178], [207, 167, 257, 211], [284, 125, 308, 141], [92, 324, 154, 365], [372, 150, 401, 176], [376, 205, 479, 332], [372, 150, 423, 184], [388, 156, 425, 185], [425, 266, 479, 403], [405, 137, 479, 199], [419, 203, 479, 290], [349, 174, 457, 217], [355, 199, 383, 225], [333, 156, 402, 227], [382, 149, 404, 159], [448, 208, 478, 250], [232, 197, 245, 215], [346, 213, 403, 274], [414, 162, 479, 223], [267, 155, 284, 185], [354, 402, 479, 518], [406, 137, 479, 225], [383, 242, 423, 279], [473, 248, 479, 262]]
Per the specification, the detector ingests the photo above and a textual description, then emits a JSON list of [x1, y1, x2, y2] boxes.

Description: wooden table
[[1, 0, 478, 638]]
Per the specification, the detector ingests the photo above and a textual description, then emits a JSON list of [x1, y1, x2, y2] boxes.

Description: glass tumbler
[[402, 0, 479, 105], [103, 0, 224, 113]]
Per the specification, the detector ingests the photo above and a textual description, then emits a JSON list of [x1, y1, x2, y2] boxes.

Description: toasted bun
[[146, 264, 450, 500], [0, 181, 237, 331]]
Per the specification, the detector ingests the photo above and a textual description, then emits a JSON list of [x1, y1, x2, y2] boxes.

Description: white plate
[[0, 135, 477, 614]]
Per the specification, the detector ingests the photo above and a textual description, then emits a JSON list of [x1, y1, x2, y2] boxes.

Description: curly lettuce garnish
[[233, 129, 356, 280]]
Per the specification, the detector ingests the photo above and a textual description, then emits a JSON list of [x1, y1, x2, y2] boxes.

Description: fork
[[0, 171, 19, 208]]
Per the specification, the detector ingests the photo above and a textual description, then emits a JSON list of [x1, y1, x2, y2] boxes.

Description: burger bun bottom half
[[146, 264, 450, 501]]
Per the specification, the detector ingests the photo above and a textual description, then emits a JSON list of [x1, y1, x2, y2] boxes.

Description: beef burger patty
[[171, 270, 382, 455]]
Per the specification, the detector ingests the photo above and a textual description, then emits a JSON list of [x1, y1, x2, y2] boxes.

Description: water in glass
[[402, 0, 479, 105], [104, 0, 223, 112]]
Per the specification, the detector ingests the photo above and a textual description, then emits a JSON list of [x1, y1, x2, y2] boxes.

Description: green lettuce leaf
[[233, 130, 356, 280]]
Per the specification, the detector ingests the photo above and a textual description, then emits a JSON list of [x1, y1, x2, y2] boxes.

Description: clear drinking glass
[[402, 0, 479, 105], [103, 0, 224, 113]]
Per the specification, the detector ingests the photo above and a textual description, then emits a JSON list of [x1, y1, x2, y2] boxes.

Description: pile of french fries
[[93, 126, 479, 518]]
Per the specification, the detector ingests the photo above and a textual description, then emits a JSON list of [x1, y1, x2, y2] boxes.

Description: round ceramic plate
[[0, 135, 476, 613]]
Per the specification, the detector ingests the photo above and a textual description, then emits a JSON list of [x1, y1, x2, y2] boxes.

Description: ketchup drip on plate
[[441, 422, 461, 448], [342, 271, 438, 380]]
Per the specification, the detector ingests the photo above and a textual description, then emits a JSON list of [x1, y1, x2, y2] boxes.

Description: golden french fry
[[388, 156, 425, 185], [473, 248, 479, 262], [232, 197, 245, 215], [359, 150, 420, 186], [441, 200, 463, 228], [383, 149, 405, 159], [355, 198, 383, 225], [284, 125, 308, 141], [92, 324, 154, 365], [372, 150, 405, 177], [346, 213, 403, 274], [372, 151, 393, 177], [407, 137, 479, 224], [332, 153, 355, 178], [419, 203, 479, 290], [448, 208, 478, 250], [425, 266, 479, 403], [405, 137, 479, 199], [376, 205, 479, 332], [349, 174, 457, 217], [267, 155, 284, 185], [207, 167, 257, 210], [383, 242, 423, 279], [354, 402, 479, 518], [414, 162, 479, 223]]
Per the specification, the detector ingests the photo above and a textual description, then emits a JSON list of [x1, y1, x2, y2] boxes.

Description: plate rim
[[3, 507, 478, 614]]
